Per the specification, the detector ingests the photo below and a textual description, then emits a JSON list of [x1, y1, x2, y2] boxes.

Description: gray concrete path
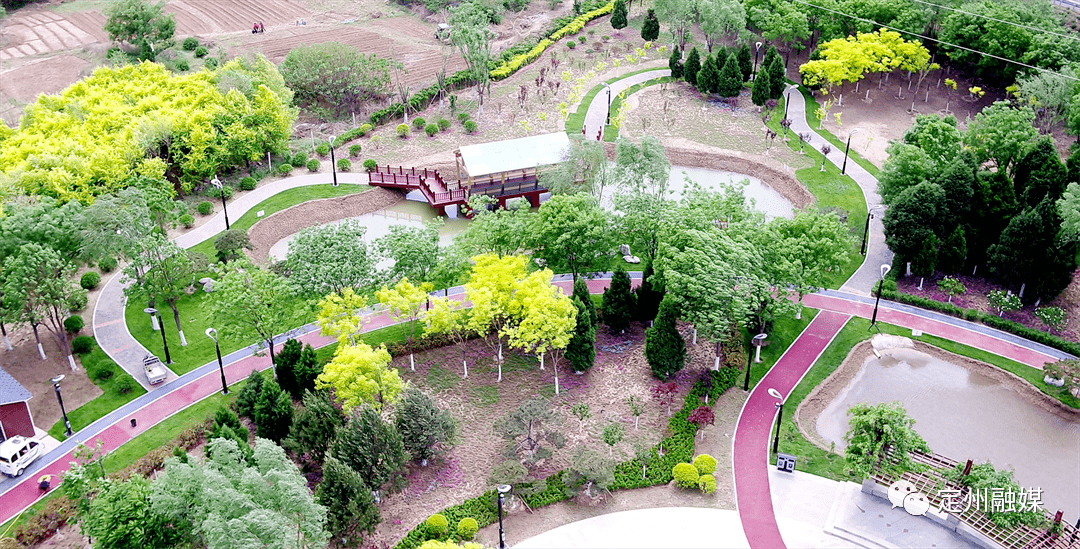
[[92, 173, 368, 387], [582, 69, 670, 141]]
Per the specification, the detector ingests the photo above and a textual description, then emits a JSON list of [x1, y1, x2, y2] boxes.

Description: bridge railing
[[370, 165, 466, 207]]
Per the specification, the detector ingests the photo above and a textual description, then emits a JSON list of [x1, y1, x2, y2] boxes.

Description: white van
[[0, 435, 41, 477]]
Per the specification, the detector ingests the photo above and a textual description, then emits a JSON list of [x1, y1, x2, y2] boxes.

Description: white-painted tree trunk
[[796, 306, 802, 320], [67, 354, 78, 371], [713, 355, 720, 371], [918, 278, 923, 291], [2, 336, 11, 351], [151, 315, 160, 331], [539, 353, 545, 370], [838, 93, 843, 106], [692, 329, 697, 345], [410, 353, 415, 371], [1019, 283, 1026, 298], [179, 330, 187, 346], [38, 343, 46, 360], [865, 89, 870, 101], [462, 359, 468, 379], [634, 416, 639, 430], [554, 367, 560, 395]]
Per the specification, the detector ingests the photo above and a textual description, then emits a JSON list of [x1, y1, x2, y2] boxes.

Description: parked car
[[0, 435, 41, 477]]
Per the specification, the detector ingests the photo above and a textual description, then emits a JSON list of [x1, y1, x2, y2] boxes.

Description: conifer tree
[[317, 456, 380, 547], [668, 46, 683, 80], [736, 44, 753, 82], [573, 276, 598, 328], [717, 51, 743, 97], [394, 387, 455, 463], [601, 268, 636, 333], [645, 298, 685, 379], [765, 48, 786, 99], [684, 47, 702, 90], [634, 262, 663, 322], [696, 54, 720, 94], [751, 65, 771, 106], [641, 9, 660, 41], [566, 296, 597, 373], [611, 0, 628, 30], [333, 404, 408, 495], [253, 378, 293, 442]]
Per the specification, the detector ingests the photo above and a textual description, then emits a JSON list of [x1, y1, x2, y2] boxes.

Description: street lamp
[[752, 41, 763, 80], [206, 328, 228, 395], [870, 264, 891, 331], [782, 83, 798, 120], [841, 128, 860, 175], [52, 375, 73, 437], [752, 333, 768, 363], [860, 204, 884, 256], [497, 484, 512, 549], [210, 177, 230, 230], [144, 307, 172, 364], [328, 135, 338, 187], [605, 85, 612, 126], [768, 387, 784, 455]]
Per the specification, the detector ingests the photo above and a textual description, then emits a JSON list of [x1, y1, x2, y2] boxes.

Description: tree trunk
[[267, 337, 277, 377], [171, 302, 187, 346], [33, 323, 46, 360], [0, 321, 11, 351], [410, 353, 415, 371]]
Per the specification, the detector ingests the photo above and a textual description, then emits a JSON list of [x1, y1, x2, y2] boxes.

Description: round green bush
[[174, 59, 190, 72], [337, 158, 352, 172], [693, 454, 717, 475], [578, 35, 587, 44], [315, 143, 330, 157], [425, 123, 439, 137], [68, 292, 88, 312], [567, 41, 576, 49], [182, 37, 199, 51], [412, 117, 427, 130], [98, 256, 117, 273], [116, 376, 136, 395], [396, 123, 410, 138], [203, 57, 218, 70], [457, 517, 479, 540], [194, 45, 209, 58], [349, 144, 362, 157], [219, 185, 234, 199], [72, 335, 94, 355], [307, 159, 320, 172], [277, 163, 294, 176], [464, 120, 478, 134], [359, 123, 373, 136], [64, 315, 84, 334], [197, 201, 214, 216], [291, 151, 308, 167], [179, 213, 195, 228], [425, 513, 449, 538], [364, 159, 378, 172], [458, 112, 470, 123], [698, 473, 717, 494], [80, 271, 101, 290], [672, 462, 699, 489], [437, 118, 451, 132], [239, 176, 256, 191]]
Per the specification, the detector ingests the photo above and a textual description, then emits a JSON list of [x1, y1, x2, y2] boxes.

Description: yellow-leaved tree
[[504, 269, 577, 395], [424, 295, 473, 378], [375, 277, 434, 371], [317, 287, 369, 345], [316, 341, 402, 412], [464, 254, 531, 382]]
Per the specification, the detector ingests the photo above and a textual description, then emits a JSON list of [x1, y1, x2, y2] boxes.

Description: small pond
[[665, 166, 794, 219], [816, 346, 1080, 520]]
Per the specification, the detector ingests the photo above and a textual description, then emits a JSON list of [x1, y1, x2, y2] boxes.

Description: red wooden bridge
[[367, 164, 548, 215]]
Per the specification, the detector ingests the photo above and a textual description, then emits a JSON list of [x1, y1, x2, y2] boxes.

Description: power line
[[904, 0, 1080, 45], [788, 0, 1080, 83]]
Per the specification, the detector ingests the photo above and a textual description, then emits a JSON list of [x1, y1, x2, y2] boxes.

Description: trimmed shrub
[[239, 176, 256, 191], [364, 159, 378, 172], [425, 123, 439, 137], [425, 513, 449, 538], [349, 144, 362, 157], [457, 517, 479, 540], [72, 335, 94, 355], [567, 41, 577, 49], [693, 454, 717, 475], [68, 292, 88, 312], [174, 59, 189, 72], [672, 462, 699, 488], [698, 473, 717, 494], [307, 159, 320, 172], [458, 112, 470, 123], [98, 256, 117, 273], [397, 123, 411, 138], [64, 315, 84, 334], [291, 151, 308, 167], [412, 117, 427, 130], [197, 201, 213, 215], [464, 120, 478, 133], [182, 37, 199, 51], [437, 118, 451, 131], [194, 45, 209, 58], [360, 123, 373, 135], [337, 158, 352, 171], [315, 143, 330, 157], [116, 376, 136, 394], [203, 57, 218, 70], [179, 213, 195, 228], [276, 162, 293, 176], [80, 271, 101, 290]]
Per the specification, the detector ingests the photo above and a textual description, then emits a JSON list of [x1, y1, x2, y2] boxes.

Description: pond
[[815, 346, 1080, 520], [665, 166, 793, 219]]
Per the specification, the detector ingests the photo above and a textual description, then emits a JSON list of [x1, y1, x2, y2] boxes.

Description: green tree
[[937, 276, 966, 304], [654, 0, 696, 50], [453, 195, 533, 258], [699, 0, 745, 53], [125, 235, 195, 346], [751, 66, 771, 107], [695, 54, 720, 94], [495, 397, 566, 470], [987, 289, 1022, 317], [504, 270, 577, 395], [882, 182, 945, 261], [376, 220, 443, 283], [938, 225, 968, 274], [530, 194, 614, 279], [601, 268, 636, 333], [213, 228, 252, 263], [78, 187, 155, 266], [1012, 137, 1068, 208], [573, 276, 598, 328], [901, 114, 962, 170], [464, 253, 530, 381], [736, 44, 753, 82], [333, 404, 408, 495], [279, 42, 392, 119], [963, 101, 1038, 176], [668, 46, 684, 80], [844, 401, 930, 480], [566, 296, 597, 373], [209, 260, 296, 365], [1034, 306, 1066, 333], [395, 387, 456, 463], [566, 445, 615, 496], [611, 0, 628, 29], [317, 341, 403, 412], [235, 369, 265, 418], [571, 403, 591, 432], [376, 277, 434, 371], [316, 456, 380, 546], [283, 219, 373, 296], [425, 295, 474, 378], [717, 51, 743, 97], [538, 134, 620, 199], [3, 243, 86, 368], [641, 9, 660, 41], [103, 0, 175, 61], [450, 1, 495, 115], [986, 206, 1051, 290], [934, 153, 976, 232], [79, 475, 162, 548], [288, 389, 345, 463], [0, 196, 85, 262], [766, 211, 852, 315], [274, 338, 321, 399], [879, 143, 934, 204], [765, 48, 786, 99], [602, 422, 625, 456], [683, 47, 702, 90], [645, 297, 685, 379], [753, 2, 809, 68], [253, 377, 293, 442]]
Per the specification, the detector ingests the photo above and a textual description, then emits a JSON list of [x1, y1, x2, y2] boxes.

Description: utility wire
[[788, 0, 1080, 82], [903, 0, 1080, 44]]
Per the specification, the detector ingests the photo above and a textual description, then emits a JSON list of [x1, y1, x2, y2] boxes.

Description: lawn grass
[[426, 364, 461, 392], [470, 385, 500, 406], [799, 88, 882, 178], [186, 184, 365, 260], [49, 339, 147, 441], [746, 308, 819, 389]]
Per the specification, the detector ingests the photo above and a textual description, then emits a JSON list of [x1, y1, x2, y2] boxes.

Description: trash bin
[[130, 418, 137, 428], [776, 453, 797, 473]]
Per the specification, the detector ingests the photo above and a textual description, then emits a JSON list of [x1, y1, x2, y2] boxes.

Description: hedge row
[[392, 366, 741, 549], [490, 1, 615, 80], [879, 288, 1080, 357]]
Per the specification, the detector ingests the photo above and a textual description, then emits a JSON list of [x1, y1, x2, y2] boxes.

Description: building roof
[[0, 367, 31, 406], [458, 132, 571, 178]]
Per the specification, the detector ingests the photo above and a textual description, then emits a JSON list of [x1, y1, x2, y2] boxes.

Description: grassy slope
[[799, 88, 882, 178]]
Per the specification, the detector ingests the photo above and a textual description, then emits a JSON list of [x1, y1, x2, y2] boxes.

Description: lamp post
[[768, 387, 784, 455], [870, 264, 891, 331], [752, 41, 762, 80], [497, 484, 512, 549], [782, 83, 798, 120], [52, 375, 73, 437], [860, 204, 884, 256], [210, 177, 230, 230], [328, 135, 338, 187], [841, 128, 860, 175], [206, 328, 228, 395], [605, 85, 612, 126], [752, 332, 768, 363], [144, 307, 171, 364]]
